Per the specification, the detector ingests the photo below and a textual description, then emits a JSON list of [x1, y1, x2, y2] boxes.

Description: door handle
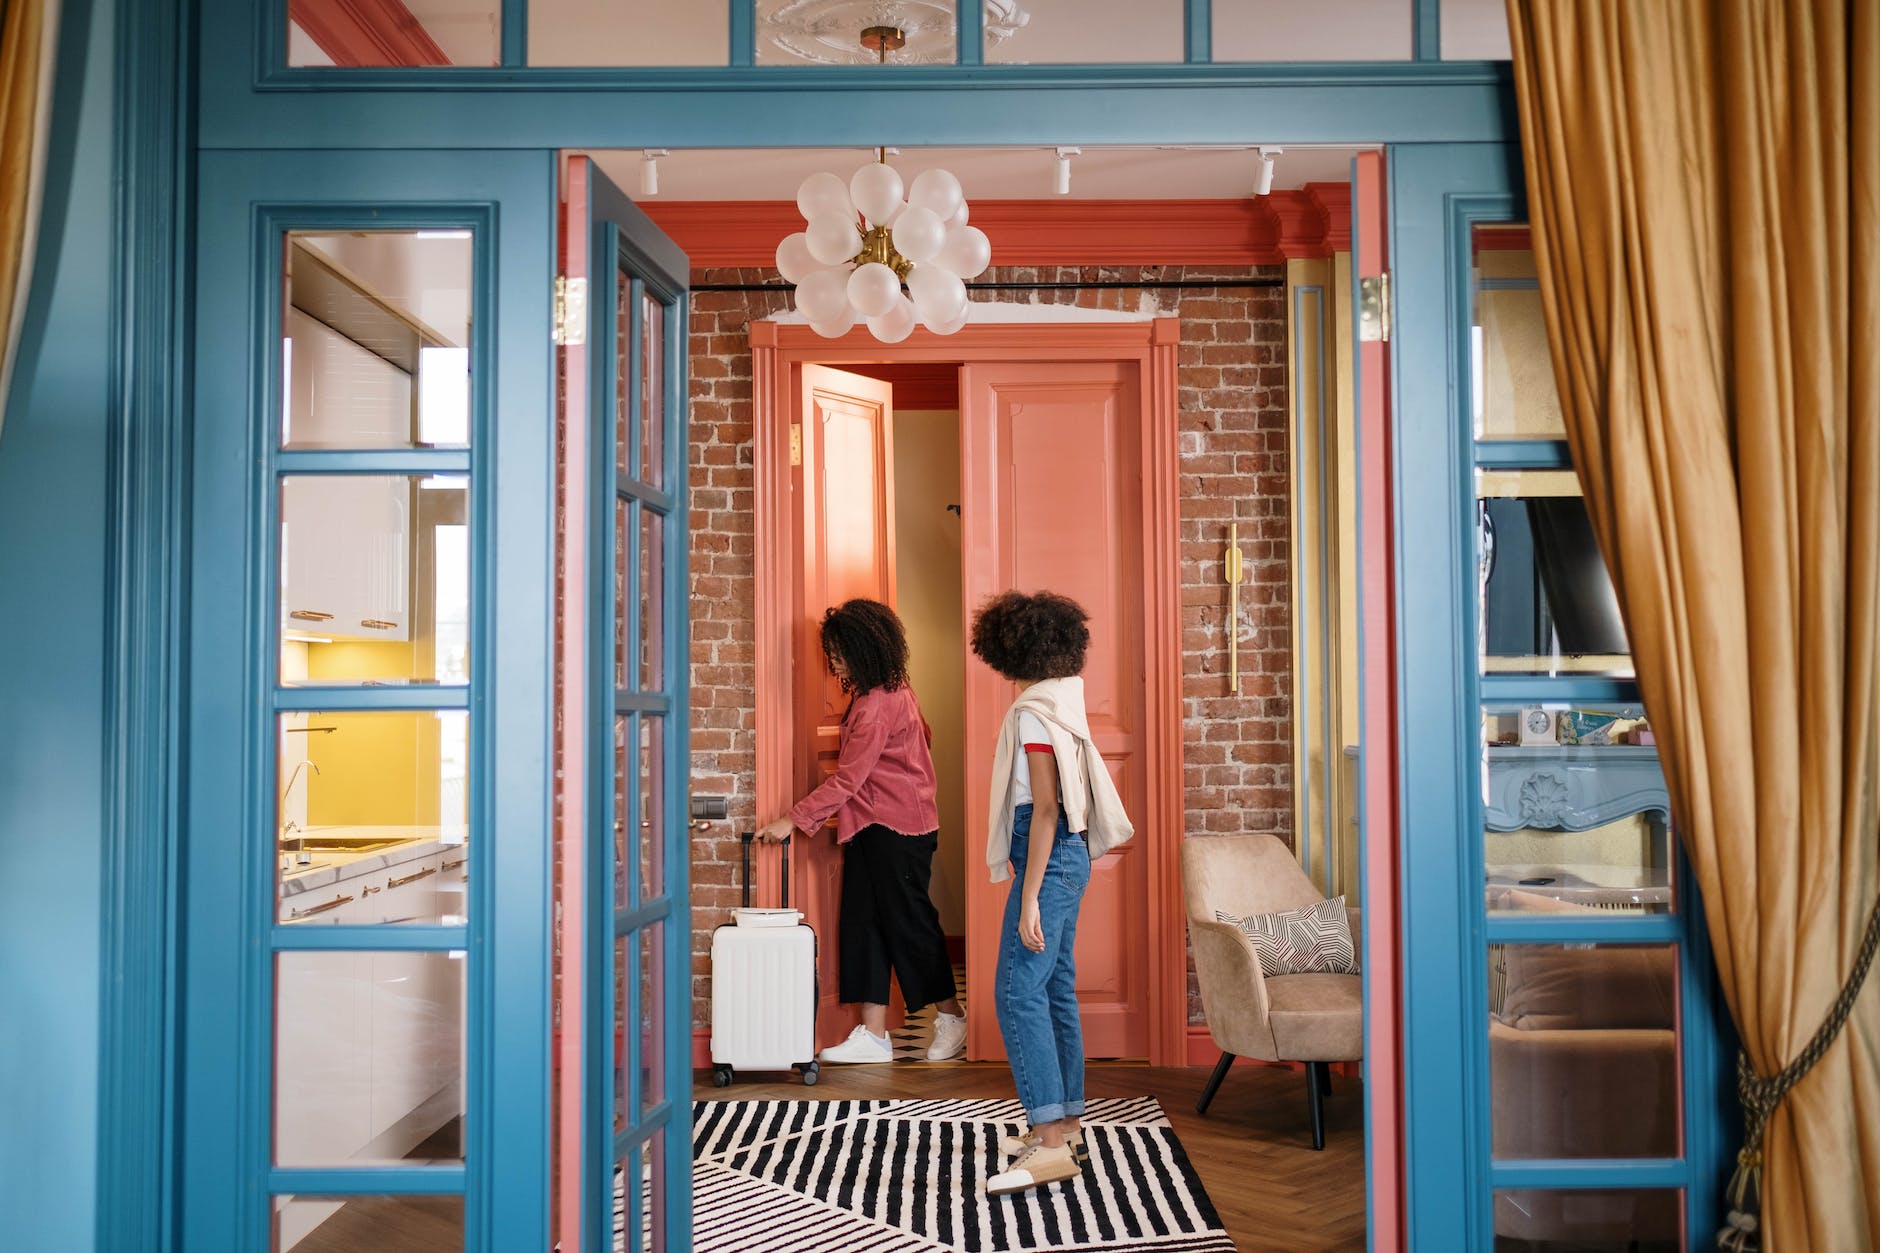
[[388, 866, 437, 888]]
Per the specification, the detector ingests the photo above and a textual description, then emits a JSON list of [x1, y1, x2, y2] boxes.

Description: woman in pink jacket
[[756, 598, 967, 1064]]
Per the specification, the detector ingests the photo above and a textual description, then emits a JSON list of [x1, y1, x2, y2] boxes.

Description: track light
[[640, 149, 669, 197], [1054, 147, 1080, 196], [1254, 146, 1281, 197]]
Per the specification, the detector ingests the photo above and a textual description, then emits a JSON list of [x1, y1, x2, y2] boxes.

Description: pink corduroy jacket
[[788, 684, 941, 843]]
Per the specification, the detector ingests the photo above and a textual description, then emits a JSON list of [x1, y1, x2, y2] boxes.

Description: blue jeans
[[995, 804, 1091, 1125]]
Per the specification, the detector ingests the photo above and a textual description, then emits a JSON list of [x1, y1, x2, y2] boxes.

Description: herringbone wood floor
[[698, 1060, 1368, 1253], [282, 1061, 1366, 1251]]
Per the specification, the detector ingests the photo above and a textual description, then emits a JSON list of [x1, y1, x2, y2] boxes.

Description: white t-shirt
[[1011, 710, 1055, 807]]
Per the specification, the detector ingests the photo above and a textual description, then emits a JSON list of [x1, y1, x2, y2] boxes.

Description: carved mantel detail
[[1485, 746, 1671, 833]]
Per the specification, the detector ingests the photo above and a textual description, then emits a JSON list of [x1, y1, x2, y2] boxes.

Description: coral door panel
[[961, 361, 1150, 1060], [793, 364, 897, 1047]]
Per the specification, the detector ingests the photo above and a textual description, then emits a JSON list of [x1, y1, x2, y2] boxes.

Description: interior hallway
[[696, 1061, 1367, 1253]]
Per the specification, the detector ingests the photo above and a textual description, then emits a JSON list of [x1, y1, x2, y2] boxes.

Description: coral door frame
[[748, 318, 1188, 1065]]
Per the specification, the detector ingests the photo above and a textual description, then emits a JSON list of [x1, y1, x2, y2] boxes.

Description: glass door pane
[[1489, 944, 1682, 1163], [985, 0, 1183, 63], [286, 1, 499, 66], [1469, 230, 1566, 441], [268, 211, 480, 1246], [1480, 703, 1675, 916], [530, 0, 728, 66], [1493, 1190, 1682, 1251], [563, 155, 690, 1253], [1214, 0, 1411, 61], [1460, 214, 1720, 1245], [189, 148, 555, 1252]]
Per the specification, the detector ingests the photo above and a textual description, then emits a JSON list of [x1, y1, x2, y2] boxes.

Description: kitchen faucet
[[281, 759, 321, 865]]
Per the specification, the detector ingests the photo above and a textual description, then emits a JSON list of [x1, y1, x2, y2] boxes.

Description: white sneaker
[[926, 1011, 967, 1061], [986, 1142, 1080, 1195], [818, 1025, 894, 1065]]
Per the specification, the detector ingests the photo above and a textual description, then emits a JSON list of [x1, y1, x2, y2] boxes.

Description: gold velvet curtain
[[1507, 2, 1879, 1249], [0, 0, 60, 440]]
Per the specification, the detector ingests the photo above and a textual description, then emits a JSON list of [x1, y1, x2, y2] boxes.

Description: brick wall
[[681, 264, 1293, 1031]]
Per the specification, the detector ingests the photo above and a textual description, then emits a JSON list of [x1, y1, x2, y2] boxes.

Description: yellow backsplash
[[300, 640, 441, 827]]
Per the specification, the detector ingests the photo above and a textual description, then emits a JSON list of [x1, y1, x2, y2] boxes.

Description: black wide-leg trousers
[[838, 824, 958, 1012]]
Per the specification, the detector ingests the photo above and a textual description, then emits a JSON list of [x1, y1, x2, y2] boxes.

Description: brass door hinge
[[789, 423, 803, 466], [552, 276, 588, 346], [1358, 272, 1391, 343]]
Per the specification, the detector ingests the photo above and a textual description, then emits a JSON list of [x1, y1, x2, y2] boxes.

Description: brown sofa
[[1490, 938, 1681, 1245], [1182, 833, 1362, 1150]]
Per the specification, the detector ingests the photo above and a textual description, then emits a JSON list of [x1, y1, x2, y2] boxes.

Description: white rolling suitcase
[[709, 832, 820, 1087]]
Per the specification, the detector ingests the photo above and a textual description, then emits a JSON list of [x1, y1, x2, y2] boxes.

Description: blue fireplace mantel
[[1484, 745, 1671, 833]]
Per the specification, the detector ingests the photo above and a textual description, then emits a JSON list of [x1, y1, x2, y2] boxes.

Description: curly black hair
[[969, 590, 1090, 682], [819, 598, 911, 696]]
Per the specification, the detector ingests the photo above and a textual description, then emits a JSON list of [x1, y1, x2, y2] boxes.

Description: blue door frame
[[1387, 143, 1731, 1247], [184, 148, 556, 1249], [95, 3, 1731, 1250]]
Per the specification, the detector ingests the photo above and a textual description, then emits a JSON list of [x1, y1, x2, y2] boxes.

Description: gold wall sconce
[[1225, 522, 1246, 693]]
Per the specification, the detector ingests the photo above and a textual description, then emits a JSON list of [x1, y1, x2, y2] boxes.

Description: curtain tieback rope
[[1717, 883, 1880, 1252]]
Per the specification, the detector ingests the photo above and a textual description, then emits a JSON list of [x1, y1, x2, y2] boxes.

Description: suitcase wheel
[[795, 1061, 820, 1087], [712, 1064, 734, 1088]]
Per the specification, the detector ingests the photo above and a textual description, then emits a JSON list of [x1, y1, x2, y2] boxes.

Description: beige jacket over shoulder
[[985, 676, 1135, 883]]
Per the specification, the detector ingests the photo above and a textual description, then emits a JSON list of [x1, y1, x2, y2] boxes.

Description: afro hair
[[969, 590, 1090, 683]]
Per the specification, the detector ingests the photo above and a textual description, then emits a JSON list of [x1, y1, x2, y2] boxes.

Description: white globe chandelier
[[772, 26, 993, 341]]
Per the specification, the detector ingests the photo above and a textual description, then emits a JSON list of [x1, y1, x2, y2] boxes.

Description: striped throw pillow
[[1216, 896, 1357, 976]]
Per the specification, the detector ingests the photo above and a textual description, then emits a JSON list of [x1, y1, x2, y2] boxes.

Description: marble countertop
[[279, 825, 467, 897]]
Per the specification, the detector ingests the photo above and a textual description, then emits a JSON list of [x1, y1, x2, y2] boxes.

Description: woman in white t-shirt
[[969, 590, 1132, 1197]]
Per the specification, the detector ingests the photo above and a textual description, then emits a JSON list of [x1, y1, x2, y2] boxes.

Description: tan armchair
[[1182, 833, 1362, 1150]]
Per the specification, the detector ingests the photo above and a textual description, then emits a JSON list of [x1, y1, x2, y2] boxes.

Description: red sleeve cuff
[[1023, 743, 1053, 754]]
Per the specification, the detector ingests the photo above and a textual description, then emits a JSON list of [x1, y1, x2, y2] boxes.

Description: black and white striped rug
[[689, 1096, 1235, 1253]]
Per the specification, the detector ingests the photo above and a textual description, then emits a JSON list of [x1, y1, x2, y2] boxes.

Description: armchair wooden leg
[[1305, 1062, 1327, 1150], [1196, 1052, 1235, 1115]]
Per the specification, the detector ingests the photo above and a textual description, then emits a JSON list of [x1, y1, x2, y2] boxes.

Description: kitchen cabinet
[[281, 474, 413, 643], [276, 840, 464, 1250], [285, 306, 414, 448], [280, 239, 431, 644]]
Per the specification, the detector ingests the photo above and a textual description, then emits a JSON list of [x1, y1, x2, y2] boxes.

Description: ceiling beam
[[641, 185, 1354, 268]]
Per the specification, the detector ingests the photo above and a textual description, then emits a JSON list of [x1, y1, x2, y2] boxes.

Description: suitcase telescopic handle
[[740, 831, 791, 910]]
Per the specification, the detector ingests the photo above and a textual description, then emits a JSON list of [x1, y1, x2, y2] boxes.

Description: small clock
[[1518, 706, 1557, 746]]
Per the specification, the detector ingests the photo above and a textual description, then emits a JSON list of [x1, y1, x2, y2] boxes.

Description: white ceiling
[[588, 145, 1370, 202]]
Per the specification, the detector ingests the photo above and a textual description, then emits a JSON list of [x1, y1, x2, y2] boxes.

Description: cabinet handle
[[388, 866, 437, 888], [290, 893, 354, 919], [289, 610, 334, 622], [360, 884, 381, 896], [441, 858, 466, 872], [360, 618, 397, 630]]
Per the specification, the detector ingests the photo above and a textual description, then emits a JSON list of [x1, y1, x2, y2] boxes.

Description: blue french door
[[563, 156, 693, 1253], [1388, 144, 1729, 1249], [183, 150, 556, 1250]]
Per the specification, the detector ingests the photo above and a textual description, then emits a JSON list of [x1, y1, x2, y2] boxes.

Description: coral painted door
[[961, 361, 1150, 1060], [793, 364, 897, 1047]]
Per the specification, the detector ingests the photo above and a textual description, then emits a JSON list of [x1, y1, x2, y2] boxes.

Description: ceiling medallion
[[758, 0, 1029, 65]]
